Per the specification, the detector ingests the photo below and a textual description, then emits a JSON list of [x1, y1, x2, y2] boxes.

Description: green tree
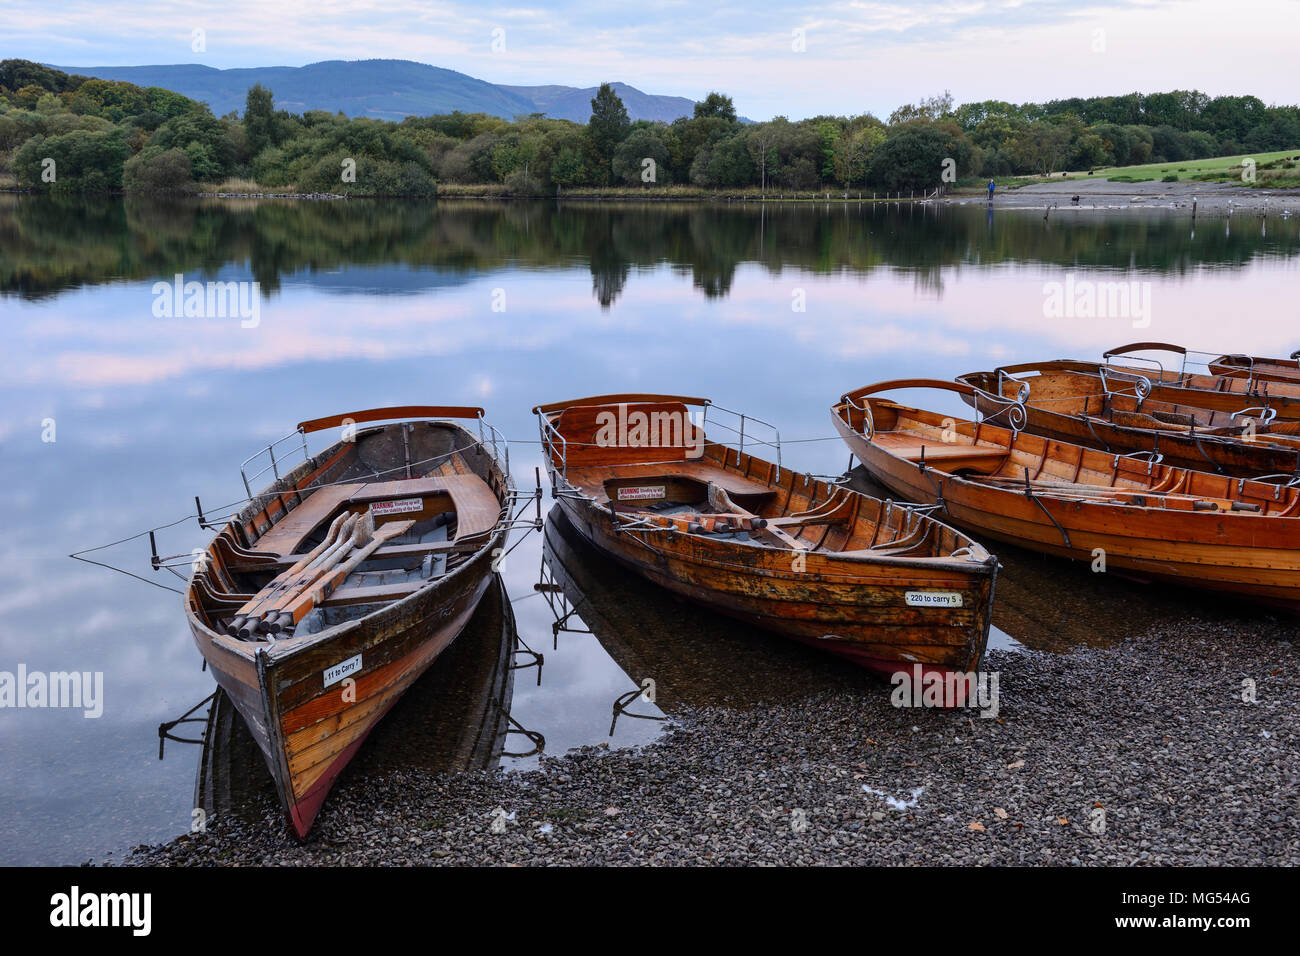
[[612, 128, 669, 185], [123, 147, 194, 191], [244, 83, 276, 155], [587, 83, 630, 164], [13, 128, 128, 191], [694, 92, 736, 122], [869, 125, 955, 190]]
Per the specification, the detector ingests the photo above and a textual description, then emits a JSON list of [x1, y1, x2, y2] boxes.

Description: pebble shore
[[126, 617, 1298, 866]]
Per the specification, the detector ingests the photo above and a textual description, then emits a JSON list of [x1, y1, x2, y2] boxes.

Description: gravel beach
[[125, 614, 1299, 867], [980, 178, 1300, 213]]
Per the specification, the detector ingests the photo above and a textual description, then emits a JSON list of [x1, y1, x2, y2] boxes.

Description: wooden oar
[[707, 482, 806, 550], [245, 513, 374, 635], [278, 518, 416, 627], [228, 512, 355, 635]]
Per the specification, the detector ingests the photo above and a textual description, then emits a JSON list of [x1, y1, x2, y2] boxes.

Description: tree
[[888, 91, 955, 126], [588, 83, 630, 163], [869, 125, 955, 190], [12, 128, 128, 191], [1008, 122, 1073, 176], [831, 125, 884, 186], [244, 83, 276, 155], [123, 147, 193, 191], [694, 92, 736, 122], [612, 128, 669, 185], [549, 144, 586, 188]]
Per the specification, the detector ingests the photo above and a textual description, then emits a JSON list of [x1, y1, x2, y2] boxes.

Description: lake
[[1, 194, 1296, 864]]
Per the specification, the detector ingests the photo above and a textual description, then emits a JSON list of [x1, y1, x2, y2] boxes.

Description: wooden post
[[1192, 196, 1197, 221]]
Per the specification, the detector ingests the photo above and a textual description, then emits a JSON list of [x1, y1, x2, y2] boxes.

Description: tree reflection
[[2, 195, 1297, 307]]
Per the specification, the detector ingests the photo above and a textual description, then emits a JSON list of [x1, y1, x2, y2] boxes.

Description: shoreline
[[123, 615, 1299, 867], [3, 180, 1298, 211]]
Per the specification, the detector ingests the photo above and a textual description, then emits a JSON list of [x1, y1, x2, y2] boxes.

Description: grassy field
[[1064, 149, 1300, 185]]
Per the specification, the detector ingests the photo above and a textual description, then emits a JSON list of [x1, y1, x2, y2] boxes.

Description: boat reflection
[[538, 505, 869, 727], [165, 573, 541, 826]]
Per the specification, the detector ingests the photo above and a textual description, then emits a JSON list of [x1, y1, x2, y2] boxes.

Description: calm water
[[1, 195, 1297, 865]]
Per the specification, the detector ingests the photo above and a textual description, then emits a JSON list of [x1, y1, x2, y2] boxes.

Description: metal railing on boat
[[239, 408, 511, 502], [535, 398, 783, 493]]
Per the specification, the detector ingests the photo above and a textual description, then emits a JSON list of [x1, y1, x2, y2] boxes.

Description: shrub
[[123, 147, 194, 191]]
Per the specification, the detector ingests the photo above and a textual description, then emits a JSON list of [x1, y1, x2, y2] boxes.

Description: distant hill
[[500, 81, 696, 123], [54, 59, 704, 123]]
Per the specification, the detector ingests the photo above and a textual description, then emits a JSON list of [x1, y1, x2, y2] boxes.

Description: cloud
[[2, 1, 1295, 119]]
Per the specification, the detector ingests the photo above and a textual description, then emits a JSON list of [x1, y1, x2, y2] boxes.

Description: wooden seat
[[580, 461, 775, 499], [346, 477, 452, 505], [873, 432, 1009, 474], [319, 580, 429, 607], [437, 475, 501, 539], [250, 483, 363, 555], [345, 474, 498, 539]]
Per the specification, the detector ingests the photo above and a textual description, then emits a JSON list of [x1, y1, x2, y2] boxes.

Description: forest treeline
[[2, 59, 1298, 196]]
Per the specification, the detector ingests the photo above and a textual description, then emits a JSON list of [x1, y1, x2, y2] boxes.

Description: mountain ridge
[[51, 59, 705, 123]]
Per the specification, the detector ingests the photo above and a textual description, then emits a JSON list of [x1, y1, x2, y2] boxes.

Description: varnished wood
[[184, 415, 510, 838], [957, 366, 1300, 477], [538, 394, 999, 679], [297, 406, 486, 434], [833, 381, 1300, 609]]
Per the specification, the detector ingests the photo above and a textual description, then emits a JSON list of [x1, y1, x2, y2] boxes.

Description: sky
[[3, 0, 1298, 120]]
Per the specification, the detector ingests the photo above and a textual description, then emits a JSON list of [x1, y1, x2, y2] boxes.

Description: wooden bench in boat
[[252, 475, 500, 559], [873, 431, 1009, 474], [318, 580, 429, 607], [250, 483, 364, 555], [345, 475, 500, 540], [583, 461, 777, 501]]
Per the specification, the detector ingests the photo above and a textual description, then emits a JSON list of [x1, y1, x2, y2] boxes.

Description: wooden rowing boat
[[957, 364, 1300, 477], [1098, 342, 1300, 419], [194, 573, 526, 825], [832, 379, 1300, 609], [184, 406, 512, 837], [1111, 339, 1300, 385], [986, 351, 1300, 422], [534, 393, 999, 680], [1207, 349, 1300, 383], [540, 505, 853, 717]]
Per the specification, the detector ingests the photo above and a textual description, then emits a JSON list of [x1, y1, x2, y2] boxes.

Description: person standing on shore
[[988, 179, 996, 201]]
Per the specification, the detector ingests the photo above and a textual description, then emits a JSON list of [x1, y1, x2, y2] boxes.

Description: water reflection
[[4, 195, 1298, 306], [539, 505, 875, 713]]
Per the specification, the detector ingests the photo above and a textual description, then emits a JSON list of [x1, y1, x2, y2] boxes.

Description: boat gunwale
[[831, 390, 1300, 520], [185, 418, 514, 665], [536, 394, 997, 574]]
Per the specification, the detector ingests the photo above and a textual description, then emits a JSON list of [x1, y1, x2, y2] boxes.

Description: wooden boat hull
[[196, 573, 522, 824], [556, 496, 994, 676], [184, 411, 510, 837], [1209, 353, 1300, 384], [833, 382, 1300, 610], [995, 358, 1300, 422], [958, 369, 1300, 477], [536, 394, 998, 680], [188, 531, 498, 837]]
